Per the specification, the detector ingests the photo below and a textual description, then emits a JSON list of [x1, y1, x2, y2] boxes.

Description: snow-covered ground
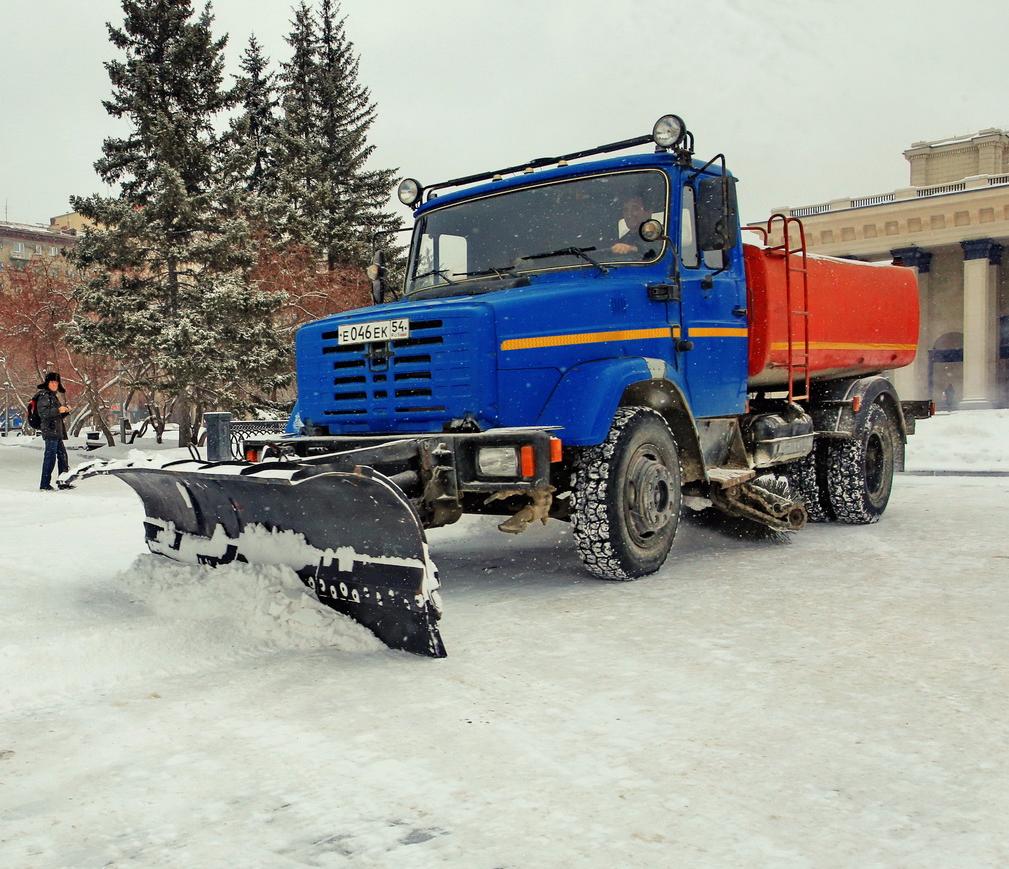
[[1, 417, 1008, 867], [903, 408, 1009, 472]]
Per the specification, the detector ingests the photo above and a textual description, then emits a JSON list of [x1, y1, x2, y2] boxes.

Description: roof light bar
[[415, 114, 693, 204]]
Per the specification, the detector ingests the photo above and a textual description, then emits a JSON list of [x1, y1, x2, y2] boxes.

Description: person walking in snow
[[35, 371, 73, 491], [942, 382, 956, 411]]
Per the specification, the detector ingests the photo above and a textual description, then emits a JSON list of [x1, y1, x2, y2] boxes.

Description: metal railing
[[916, 182, 966, 197], [229, 420, 287, 459], [850, 193, 895, 208], [790, 202, 831, 217]]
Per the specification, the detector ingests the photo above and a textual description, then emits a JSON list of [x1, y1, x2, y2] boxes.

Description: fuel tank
[[744, 244, 918, 388]]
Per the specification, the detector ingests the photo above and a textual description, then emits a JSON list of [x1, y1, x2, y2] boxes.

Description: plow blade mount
[[72, 458, 445, 657]]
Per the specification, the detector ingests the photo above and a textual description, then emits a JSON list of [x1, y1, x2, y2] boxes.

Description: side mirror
[[695, 177, 739, 252], [639, 219, 666, 243], [367, 251, 386, 304]]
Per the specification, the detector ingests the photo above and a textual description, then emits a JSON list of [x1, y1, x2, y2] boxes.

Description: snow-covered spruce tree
[[270, 1, 325, 249], [315, 0, 400, 270], [68, 0, 289, 446], [272, 0, 401, 272], [230, 34, 280, 198]]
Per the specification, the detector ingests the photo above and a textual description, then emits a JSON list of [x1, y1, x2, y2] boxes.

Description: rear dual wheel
[[825, 402, 897, 524], [781, 443, 832, 523]]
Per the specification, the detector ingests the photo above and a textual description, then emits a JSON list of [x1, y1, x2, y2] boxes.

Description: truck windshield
[[406, 169, 669, 295]]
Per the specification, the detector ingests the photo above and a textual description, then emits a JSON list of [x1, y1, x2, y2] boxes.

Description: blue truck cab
[[295, 145, 747, 444], [294, 115, 749, 441]]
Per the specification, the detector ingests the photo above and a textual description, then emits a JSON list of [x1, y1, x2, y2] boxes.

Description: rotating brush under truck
[[72, 115, 933, 657]]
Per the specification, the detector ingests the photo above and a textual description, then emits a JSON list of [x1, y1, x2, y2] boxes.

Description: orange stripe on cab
[[688, 327, 749, 338], [501, 327, 674, 351]]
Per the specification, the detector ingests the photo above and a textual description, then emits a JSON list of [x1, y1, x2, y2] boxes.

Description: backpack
[[27, 392, 42, 430]]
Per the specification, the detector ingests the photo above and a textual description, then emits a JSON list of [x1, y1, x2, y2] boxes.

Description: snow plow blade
[[67, 458, 445, 657]]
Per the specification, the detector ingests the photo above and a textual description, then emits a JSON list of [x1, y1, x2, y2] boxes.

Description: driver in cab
[[609, 195, 657, 258]]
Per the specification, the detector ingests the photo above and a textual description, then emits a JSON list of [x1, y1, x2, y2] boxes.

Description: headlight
[[397, 178, 422, 206], [652, 114, 685, 148], [477, 446, 519, 477]]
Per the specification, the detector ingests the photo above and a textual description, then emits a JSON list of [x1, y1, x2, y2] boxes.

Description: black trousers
[[41, 438, 69, 488]]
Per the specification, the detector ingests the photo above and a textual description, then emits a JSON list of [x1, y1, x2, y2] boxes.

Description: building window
[[34, 244, 42, 255], [49, 246, 58, 256], [13, 241, 24, 253]]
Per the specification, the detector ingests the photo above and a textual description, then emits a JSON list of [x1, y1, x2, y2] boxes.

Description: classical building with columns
[[772, 128, 1009, 409]]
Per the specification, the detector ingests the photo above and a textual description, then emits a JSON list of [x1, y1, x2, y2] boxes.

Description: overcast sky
[[1, 0, 1003, 227]]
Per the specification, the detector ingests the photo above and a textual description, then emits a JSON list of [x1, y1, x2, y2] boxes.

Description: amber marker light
[[520, 445, 536, 478], [244, 447, 260, 463], [851, 395, 862, 413], [549, 437, 563, 463]]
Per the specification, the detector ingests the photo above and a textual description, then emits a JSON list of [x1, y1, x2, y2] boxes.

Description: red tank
[[743, 244, 919, 389]]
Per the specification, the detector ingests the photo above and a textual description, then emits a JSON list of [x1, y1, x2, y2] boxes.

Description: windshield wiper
[[455, 263, 519, 280], [519, 246, 608, 275], [411, 267, 458, 285]]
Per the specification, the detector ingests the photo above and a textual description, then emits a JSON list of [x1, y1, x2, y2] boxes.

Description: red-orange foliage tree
[[253, 239, 371, 322], [249, 238, 371, 405]]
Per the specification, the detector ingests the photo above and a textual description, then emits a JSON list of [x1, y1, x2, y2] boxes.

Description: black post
[[204, 412, 232, 462]]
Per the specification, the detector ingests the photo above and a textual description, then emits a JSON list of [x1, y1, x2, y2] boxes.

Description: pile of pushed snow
[[121, 554, 384, 653], [904, 408, 1009, 472]]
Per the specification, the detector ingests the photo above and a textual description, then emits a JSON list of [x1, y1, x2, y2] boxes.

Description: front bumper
[[243, 426, 561, 493]]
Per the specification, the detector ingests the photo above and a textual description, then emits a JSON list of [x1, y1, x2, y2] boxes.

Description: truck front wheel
[[826, 402, 897, 524], [571, 407, 681, 580]]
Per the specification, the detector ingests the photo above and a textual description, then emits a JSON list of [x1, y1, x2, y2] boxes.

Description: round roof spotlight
[[652, 114, 686, 149], [397, 178, 422, 207]]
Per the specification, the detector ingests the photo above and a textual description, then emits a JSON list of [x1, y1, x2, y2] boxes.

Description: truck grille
[[301, 308, 495, 433]]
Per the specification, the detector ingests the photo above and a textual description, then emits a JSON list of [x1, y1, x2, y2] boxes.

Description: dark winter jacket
[[35, 386, 68, 441]]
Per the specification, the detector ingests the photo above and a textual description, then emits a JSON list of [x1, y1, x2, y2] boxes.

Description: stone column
[[960, 239, 999, 409], [890, 247, 932, 400]]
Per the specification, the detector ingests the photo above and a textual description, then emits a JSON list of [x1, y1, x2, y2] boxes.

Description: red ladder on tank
[[763, 213, 811, 402]]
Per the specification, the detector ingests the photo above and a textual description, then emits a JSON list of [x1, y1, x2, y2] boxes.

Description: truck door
[[677, 180, 748, 418]]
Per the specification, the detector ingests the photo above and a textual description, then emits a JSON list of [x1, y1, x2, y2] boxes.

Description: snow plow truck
[[72, 115, 932, 657]]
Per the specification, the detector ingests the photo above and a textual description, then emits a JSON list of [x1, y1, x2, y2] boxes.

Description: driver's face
[[622, 197, 648, 230]]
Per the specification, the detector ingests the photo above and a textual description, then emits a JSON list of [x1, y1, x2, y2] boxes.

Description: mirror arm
[[669, 240, 682, 294], [645, 236, 683, 302], [685, 152, 726, 183]]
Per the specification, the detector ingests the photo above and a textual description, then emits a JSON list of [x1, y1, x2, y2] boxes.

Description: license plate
[[337, 318, 410, 346]]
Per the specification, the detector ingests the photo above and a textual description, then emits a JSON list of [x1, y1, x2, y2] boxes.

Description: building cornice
[[777, 174, 1009, 220]]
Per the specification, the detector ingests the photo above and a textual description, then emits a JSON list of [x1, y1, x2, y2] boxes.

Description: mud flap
[[68, 458, 446, 657]]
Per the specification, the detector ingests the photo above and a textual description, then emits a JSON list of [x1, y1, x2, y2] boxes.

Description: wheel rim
[[624, 442, 676, 547], [864, 430, 892, 505]]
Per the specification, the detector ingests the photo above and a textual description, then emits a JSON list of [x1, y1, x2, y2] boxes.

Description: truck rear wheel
[[571, 407, 681, 580], [781, 445, 832, 523], [826, 402, 897, 524]]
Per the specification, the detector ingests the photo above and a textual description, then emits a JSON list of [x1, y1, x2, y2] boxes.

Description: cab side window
[[682, 183, 727, 270]]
